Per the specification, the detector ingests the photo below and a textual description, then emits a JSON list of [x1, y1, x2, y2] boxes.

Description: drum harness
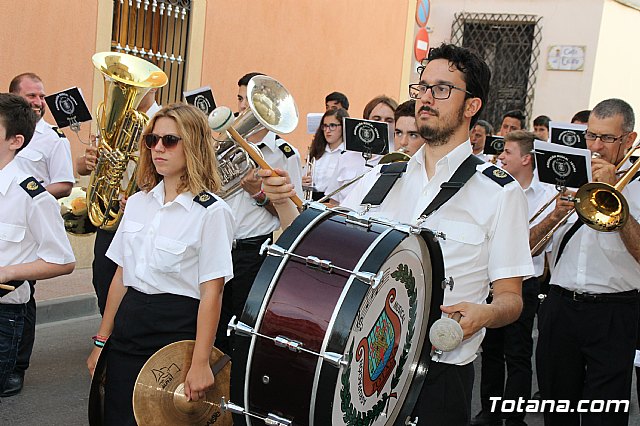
[[359, 154, 484, 227]]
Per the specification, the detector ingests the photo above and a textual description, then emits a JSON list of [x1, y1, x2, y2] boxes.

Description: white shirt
[[549, 174, 640, 294], [328, 150, 381, 204], [524, 174, 557, 278], [226, 132, 303, 240], [145, 102, 161, 119], [106, 181, 235, 299], [14, 118, 74, 186], [0, 160, 75, 304], [342, 141, 534, 365], [313, 142, 344, 193]]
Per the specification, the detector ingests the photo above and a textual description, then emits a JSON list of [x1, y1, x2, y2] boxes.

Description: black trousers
[[92, 228, 118, 315], [536, 288, 639, 426], [104, 289, 199, 426], [15, 280, 36, 376], [410, 361, 475, 425], [214, 236, 269, 356], [479, 277, 539, 422]]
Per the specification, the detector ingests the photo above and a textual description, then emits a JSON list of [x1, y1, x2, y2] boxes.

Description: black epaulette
[[482, 165, 514, 186], [52, 126, 66, 138], [19, 177, 46, 197], [278, 142, 295, 158], [193, 191, 217, 208]]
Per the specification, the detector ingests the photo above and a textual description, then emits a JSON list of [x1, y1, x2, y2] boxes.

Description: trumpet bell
[[575, 182, 629, 232]]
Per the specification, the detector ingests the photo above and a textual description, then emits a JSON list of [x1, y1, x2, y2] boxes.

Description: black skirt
[[104, 288, 200, 426]]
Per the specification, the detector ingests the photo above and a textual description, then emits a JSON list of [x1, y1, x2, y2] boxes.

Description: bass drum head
[[331, 234, 433, 425]]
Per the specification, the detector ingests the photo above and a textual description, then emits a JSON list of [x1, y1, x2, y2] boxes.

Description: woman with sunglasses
[[86, 103, 234, 425], [303, 108, 349, 204]]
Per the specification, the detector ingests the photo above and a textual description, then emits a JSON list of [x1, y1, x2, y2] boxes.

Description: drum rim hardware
[[221, 397, 292, 426], [227, 315, 348, 368], [259, 239, 383, 288]]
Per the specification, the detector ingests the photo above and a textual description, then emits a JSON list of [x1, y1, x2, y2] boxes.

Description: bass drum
[[231, 206, 445, 426]]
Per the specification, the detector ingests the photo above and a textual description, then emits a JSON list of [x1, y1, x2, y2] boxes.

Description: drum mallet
[[429, 312, 463, 355]]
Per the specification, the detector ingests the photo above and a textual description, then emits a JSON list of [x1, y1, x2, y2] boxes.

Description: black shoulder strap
[[361, 162, 408, 206], [420, 155, 484, 219], [554, 219, 584, 266], [19, 177, 46, 198], [193, 191, 217, 208], [278, 142, 295, 158], [52, 126, 66, 138]]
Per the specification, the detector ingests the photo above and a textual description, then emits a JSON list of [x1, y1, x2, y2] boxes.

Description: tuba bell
[[86, 52, 167, 231], [213, 75, 299, 199]]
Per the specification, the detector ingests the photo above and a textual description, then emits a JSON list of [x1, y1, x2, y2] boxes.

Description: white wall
[[591, 0, 640, 131], [419, 0, 607, 124]]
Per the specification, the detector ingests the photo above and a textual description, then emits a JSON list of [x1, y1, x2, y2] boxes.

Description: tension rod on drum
[[221, 397, 293, 426], [260, 239, 383, 289], [227, 316, 348, 368]]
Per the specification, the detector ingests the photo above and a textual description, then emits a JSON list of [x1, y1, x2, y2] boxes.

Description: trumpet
[[302, 146, 316, 201], [531, 148, 638, 254]]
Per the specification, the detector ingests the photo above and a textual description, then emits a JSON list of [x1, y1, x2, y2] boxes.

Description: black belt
[[311, 191, 325, 201], [232, 233, 272, 251], [550, 285, 640, 303]]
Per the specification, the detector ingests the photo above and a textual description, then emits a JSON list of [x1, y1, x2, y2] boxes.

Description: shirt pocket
[[151, 236, 187, 273], [437, 219, 487, 269], [121, 220, 144, 257], [0, 222, 26, 252]]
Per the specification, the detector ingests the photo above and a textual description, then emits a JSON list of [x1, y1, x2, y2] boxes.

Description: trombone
[[529, 152, 603, 225], [531, 145, 640, 254]]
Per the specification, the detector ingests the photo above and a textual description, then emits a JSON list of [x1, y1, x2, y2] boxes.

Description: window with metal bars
[[111, 0, 191, 106], [451, 13, 542, 131]]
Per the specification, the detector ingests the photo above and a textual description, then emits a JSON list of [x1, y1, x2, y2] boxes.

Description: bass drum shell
[[233, 207, 444, 426]]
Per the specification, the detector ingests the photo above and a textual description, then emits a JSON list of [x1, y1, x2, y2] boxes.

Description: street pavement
[[0, 314, 638, 425]]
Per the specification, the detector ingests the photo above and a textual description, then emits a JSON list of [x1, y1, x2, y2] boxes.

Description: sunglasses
[[143, 133, 182, 149]]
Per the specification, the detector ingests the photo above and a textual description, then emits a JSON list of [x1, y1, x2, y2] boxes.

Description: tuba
[[213, 75, 298, 199], [86, 52, 167, 231]]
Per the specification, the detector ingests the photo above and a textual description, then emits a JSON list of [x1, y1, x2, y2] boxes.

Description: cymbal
[[133, 340, 232, 426], [88, 341, 109, 426]]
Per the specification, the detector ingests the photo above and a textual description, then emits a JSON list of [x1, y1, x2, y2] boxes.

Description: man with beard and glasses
[[260, 43, 533, 425], [2, 73, 75, 398]]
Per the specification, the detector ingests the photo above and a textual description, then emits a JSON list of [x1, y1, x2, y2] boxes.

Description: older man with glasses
[[535, 98, 640, 426]]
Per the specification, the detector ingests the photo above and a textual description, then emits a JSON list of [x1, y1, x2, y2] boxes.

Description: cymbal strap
[[211, 354, 231, 376]]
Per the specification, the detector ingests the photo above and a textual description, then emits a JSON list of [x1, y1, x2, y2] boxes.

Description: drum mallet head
[[429, 312, 463, 352], [209, 106, 234, 132]]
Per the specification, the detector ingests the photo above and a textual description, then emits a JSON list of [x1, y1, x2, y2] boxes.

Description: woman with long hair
[[303, 107, 349, 202], [86, 103, 234, 425]]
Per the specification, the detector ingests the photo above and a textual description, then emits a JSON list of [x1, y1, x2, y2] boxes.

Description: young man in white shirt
[[261, 43, 533, 425], [4, 73, 75, 396], [473, 130, 557, 425], [0, 94, 75, 396]]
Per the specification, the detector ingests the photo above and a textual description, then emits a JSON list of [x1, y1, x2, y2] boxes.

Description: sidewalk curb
[[36, 294, 99, 325]]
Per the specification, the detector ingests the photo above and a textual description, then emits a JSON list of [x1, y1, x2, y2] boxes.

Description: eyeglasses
[[584, 131, 629, 144], [321, 123, 342, 131], [143, 133, 182, 149], [408, 83, 473, 100]]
